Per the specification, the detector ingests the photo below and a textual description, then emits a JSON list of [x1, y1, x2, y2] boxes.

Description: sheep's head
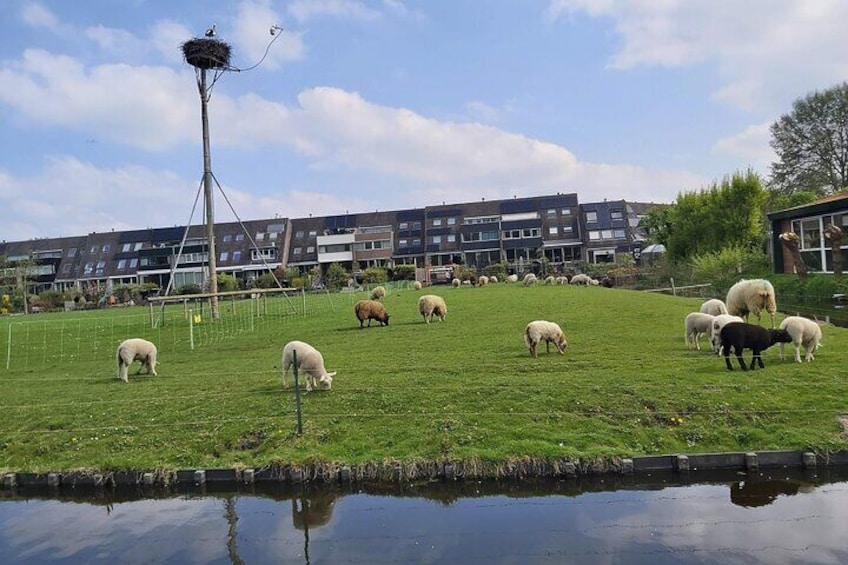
[[555, 334, 568, 354], [317, 371, 336, 390], [768, 329, 792, 345]]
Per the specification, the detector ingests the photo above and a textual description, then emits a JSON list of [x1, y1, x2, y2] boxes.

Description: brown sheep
[[354, 299, 390, 329]]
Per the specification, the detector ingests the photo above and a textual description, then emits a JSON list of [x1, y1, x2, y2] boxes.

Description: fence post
[[302, 288, 306, 317], [250, 297, 255, 332], [5, 323, 11, 370], [189, 308, 195, 350], [670, 277, 676, 296], [293, 350, 303, 436]]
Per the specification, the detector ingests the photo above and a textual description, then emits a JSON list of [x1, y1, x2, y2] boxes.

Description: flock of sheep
[[684, 278, 823, 371], [114, 276, 825, 387]]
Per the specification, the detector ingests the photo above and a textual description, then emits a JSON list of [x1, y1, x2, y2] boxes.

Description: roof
[[767, 191, 848, 220]]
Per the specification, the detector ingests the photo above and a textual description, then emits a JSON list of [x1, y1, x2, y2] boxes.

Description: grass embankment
[[1, 284, 847, 475]]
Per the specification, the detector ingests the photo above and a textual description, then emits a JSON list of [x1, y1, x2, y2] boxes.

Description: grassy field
[[1, 283, 847, 475]]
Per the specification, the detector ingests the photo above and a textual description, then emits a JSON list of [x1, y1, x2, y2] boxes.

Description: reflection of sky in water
[[2, 478, 848, 564]]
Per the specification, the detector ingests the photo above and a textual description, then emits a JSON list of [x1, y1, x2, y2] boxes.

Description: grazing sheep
[[700, 298, 729, 316], [354, 299, 390, 328], [726, 279, 777, 328], [452, 278, 461, 288], [489, 275, 498, 283], [413, 281, 422, 290], [116, 338, 158, 383], [684, 312, 715, 351], [710, 314, 745, 354], [569, 273, 596, 286], [555, 276, 568, 285], [524, 320, 568, 358], [544, 275, 555, 285], [522, 273, 538, 286], [462, 279, 472, 286], [719, 322, 792, 371], [477, 275, 489, 286], [282, 340, 336, 391], [506, 274, 519, 283], [778, 316, 823, 363], [370, 285, 386, 300], [418, 294, 448, 323]]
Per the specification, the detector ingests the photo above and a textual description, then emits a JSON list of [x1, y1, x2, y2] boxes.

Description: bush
[[36, 291, 67, 311], [254, 273, 279, 289], [177, 284, 202, 295], [391, 265, 416, 281], [483, 262, 508, 281], [325, 263, 350, 290], [362, 267, 388, 284], [217, 273, 240, 292]]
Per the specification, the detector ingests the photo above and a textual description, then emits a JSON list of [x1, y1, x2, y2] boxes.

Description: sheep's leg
[[529, 342, 537, 358], [794, 342, 802, 363], [723, 346, 734, 371], [695, 332, 701, 351], [735, 347, 748, 371], [546, 340, 551, 354], [752, 349, 764, 369]]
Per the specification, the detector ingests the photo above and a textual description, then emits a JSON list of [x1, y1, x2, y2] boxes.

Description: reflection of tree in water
[[292, 489, 337, 530], [730, 479, 809, 508]]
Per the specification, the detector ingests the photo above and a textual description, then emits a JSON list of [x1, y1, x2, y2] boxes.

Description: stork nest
[[181, 38, 232, 70]]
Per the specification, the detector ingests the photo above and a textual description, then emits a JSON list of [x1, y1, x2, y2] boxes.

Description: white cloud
[[231, 0, 306, 70], [712, 122, 775, 172], [546, 0, 848, 113], [465, 100, 501, 124], [20, 2, 63, 33]]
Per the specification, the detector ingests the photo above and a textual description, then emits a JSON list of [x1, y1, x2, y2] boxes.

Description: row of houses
[[3, 191, 845, 296], [1, 193, 656, 294]]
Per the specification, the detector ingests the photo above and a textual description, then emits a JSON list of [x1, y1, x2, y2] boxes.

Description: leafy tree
[[362, 267, 388, 284], [651, 170, 768, 262], [216, 273, 240, 292], [640, 205, 674, 246], [769, 82, 848, 197], [325, 262, 349, 290]]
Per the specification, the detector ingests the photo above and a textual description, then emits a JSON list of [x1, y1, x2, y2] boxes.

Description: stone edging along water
[[3, 450, 848, 489]]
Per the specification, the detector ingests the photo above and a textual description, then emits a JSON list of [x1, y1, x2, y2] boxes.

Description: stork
[[205, 24, 216, 37]]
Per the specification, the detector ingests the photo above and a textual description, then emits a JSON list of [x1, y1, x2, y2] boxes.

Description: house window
[[269, 232, 278, 240], [102, 245, 110, 253], [235, 234, 245, 241], [432, 235, 442, 244], [223, 234, 232, 243], [447, 234, 456, 243], [399, 222, 409, 230], [84, 262, 94, 274], [585, 211, 598, 223], [433, 218, 443, 227], [251, 248, 276, 261], [121, 243, 131, 252], [129, 258, 138, 268], [547, 209, 556, 217], [220, 252, 229, 262], [307, 246, 315, 253], [309, 230, 317, 237], [614, 229, 626, 239], [295, 231, 304, 239], [399, 239, 408, 247], [267, 223, 284, 233], [447, 217, 456, 225], [232, 251, 242, 261], [293, 247, 302, 255], [117, 259, 127, 270], [90, 246, 98, 253], [134, 242, 143, 251], [561, 209, 571, 216], [412, 238, 421, 246], [411, 222, 422, 229], [68, 248, 77, 257], [549, 227, 559, 236], [601, 229, 613, 239], [610, 210, 623, 221], [588, 231, 600, 241], [256, 233, 265, 241], [95, 260, 106, 275]]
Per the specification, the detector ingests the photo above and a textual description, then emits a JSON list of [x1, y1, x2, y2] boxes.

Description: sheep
[[778, 316, 823, 363], [412, 281, 422, 290], [569, 273, 595, 286], [462, 280, 472, 286], [555, 276, 568, 285], [116, 338, 158, 383], [354, 299, 390, 328], [544, 275, 555, 285], [710, 314, 745, 354], [370, 285, 386, 300], [282, 340, 336, 391], [452, 278, 461, 288], [477, 275, 489, 286], [505, 274, 518, 283], [522, 273, 538, 286], [726, 279, 777, 328], [489, 275, 498, 283], [684, 312, 715, 351], [719, 322, 792, 371], [700, 298, 729, 316], [418, 294, 448, 323], [524, 320, 568, 358]]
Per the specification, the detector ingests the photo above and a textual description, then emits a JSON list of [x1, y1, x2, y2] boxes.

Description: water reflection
[[2, 468, 848, 563]]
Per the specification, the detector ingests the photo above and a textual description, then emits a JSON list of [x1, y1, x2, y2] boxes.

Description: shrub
[[254, 273, 279, 289], [325, 263, 350, 290], [36, 291, 66, 311], [391, 265, 416, 281], [177, 283, 202, 295], [217, 273, 240, 292], [483, 262, 508, 281], [362, 267, 388, 284]]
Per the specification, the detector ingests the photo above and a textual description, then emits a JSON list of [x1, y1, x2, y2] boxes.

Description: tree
[[769, 82, 848, 197], [647, 170, 768, 262]]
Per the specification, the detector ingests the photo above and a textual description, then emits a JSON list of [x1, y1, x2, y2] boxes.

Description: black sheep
[[719, 322, 792, 371]]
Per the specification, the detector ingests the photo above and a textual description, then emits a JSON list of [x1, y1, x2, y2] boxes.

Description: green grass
[[1, 284, 847, 474]]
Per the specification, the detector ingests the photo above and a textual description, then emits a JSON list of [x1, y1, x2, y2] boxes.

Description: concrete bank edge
[[3, 450, 848, 489]]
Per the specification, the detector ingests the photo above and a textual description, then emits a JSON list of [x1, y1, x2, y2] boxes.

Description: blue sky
[[2, 0, 847, 241]]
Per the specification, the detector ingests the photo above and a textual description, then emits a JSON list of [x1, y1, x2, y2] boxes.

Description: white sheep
[[370, 285, 386, 300], [489, 275, 498, 283], [413, 281, 422, 290], [282, 340, 336, 391], [524, 320, 568, 358], [569, 273, 596, 286], [452, 278, 461, 288], [710, 314, 745, 354], [506, 274, 519, 283], [116, 338, 158, 383], [477, 275, 489, 286], [726, 279, 777, 328], [700, 298, 729, 316], [778, 316, 823, 363], [684, 312, 715, 351], [544, 275, 555, 285], [556, 276, 569, 285], [418, 294, 448, 323], [522, 273, 538, 286]]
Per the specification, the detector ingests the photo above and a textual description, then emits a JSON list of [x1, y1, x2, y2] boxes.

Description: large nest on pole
[[181, 38, 232, 70]]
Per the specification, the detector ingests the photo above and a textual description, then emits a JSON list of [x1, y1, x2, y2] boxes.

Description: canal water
[[2, 468, 848, 564]]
